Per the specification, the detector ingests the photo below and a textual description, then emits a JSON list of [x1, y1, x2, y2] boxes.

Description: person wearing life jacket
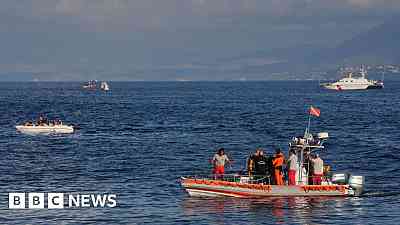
[[310, 154, 324, 185], [272, 148, 285, 185], [211, 148, 231, 175], [287, 150, 298, 185]]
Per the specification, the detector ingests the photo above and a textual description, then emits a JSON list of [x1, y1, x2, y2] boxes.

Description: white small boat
[[321, 68, 383, 90], [100, 82, 110, 91], [16, 124, 74, 134], [83, 80, 97, 89]]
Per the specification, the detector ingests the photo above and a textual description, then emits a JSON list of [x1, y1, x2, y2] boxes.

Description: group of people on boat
[[23, 115, 63, 127], [83, 80, 97, 89], [211, 147, 325, 185]]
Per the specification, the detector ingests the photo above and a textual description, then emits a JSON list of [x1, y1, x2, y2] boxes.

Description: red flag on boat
[[309, 106, 321, 117]]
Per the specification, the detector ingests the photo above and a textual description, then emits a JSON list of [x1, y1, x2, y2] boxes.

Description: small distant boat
[[100, 81, 110, 91], [83, 80, 97, 89], [16, 124, 74, 134], [321, 68, 384, 90]]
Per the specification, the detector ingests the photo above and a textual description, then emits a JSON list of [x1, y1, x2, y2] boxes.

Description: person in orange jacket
[[272, 148, 285, 185]]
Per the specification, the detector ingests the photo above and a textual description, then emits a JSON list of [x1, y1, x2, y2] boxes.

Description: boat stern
[[348, 175, 364, 196]]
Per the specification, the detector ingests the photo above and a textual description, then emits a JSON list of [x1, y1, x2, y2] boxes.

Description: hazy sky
[[1, 0, 399, 80]]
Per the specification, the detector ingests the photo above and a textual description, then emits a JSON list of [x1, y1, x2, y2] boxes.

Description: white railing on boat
[[182, 174, 334, 185]]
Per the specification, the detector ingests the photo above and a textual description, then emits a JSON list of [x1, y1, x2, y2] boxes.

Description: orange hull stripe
[[186, 187, 258, 197]]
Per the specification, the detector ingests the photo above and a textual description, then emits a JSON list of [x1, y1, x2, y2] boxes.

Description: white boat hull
[[321, 67, 383, 90], [322, 84, 370, 90], [16, 125, 74, 134], [181, 178, 354, 198]]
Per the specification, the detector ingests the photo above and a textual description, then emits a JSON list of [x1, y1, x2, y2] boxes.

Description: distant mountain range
[[232, 15, 400, 79], [318, 15, 400, 65], [2, 16, 400, 81]]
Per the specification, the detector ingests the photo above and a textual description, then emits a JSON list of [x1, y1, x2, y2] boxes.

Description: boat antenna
[[300, 107, 312, 184], [299, 105, 320, 184], [304, 106, 313, 139]]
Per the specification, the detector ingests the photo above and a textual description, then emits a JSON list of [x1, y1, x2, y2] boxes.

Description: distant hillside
[[259, 16, 400, 77], [220, 16, 400, 78], [321, 15, 400, 65]]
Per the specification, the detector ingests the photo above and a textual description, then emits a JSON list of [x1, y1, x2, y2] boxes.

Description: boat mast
[[299, 110, 312, 184], [298, 146, 304, 184]]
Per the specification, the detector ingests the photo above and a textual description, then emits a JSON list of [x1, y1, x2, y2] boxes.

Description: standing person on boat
[[211, 148, 231, 175], [287, 150, 298, 185], [303, 150, 313, 184], [272, 148, 285, 185], [246, 152, 256, 176], [310, 154, 324, 185], [267, 152, 274, 180], [253, 148, 268, 176]]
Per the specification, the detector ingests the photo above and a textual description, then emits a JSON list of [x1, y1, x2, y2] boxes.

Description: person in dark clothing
[[253, 149, 268, 176], [303, 150, 314, 184], [260, 152, 273, 184]]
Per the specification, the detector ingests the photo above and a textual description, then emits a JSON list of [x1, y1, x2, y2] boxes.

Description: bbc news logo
[[9, 193, 117, 209]]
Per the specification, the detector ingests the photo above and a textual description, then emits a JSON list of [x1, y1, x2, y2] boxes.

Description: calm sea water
[[0, 81, 399, 224]]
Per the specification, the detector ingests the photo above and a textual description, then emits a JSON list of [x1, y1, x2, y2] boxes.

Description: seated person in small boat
[[37, 115, 48, 126], [24, 121, 33, 126], [211, 148, 231, 175], [287, 150, 298, 185], [36, 117, 42, 126], [310, 154, 324, 185], [272, 148, 285, 185]]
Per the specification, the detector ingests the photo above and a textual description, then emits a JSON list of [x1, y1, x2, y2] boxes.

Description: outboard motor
[[348, 175, 364, 196], [317, 132, 329, 140], [331, 173, 349, 185]]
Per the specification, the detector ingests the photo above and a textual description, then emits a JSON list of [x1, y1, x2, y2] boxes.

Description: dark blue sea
[[0, 81, 399, 224]]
